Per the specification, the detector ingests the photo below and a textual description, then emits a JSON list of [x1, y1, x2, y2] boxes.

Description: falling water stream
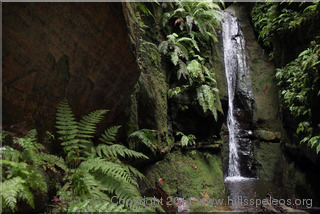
[[220, 11, 290, 212], [222, 11, 253, 181]]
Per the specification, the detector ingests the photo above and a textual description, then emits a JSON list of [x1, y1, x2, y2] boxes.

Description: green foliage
[[275, 42, 320, 153], [162, 1, 221, 45], [157, 2, 223, 119], [176, 131, 196, 147], [54, 99, 152, 212], [159, 33, 197, 68], [1, 177, 34, 212], [1, 130, 51, 212], [58, 196, 129, 212], [141, 41, 161, 68], [128, 129, 158, 155], [168, 86, 183, 98], [251, 2, 320, 58], [135, 2, 223, 120], [196, 84, 222, 121], [56, 98, 108, 167]]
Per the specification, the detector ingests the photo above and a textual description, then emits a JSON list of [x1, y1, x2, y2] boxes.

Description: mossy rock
[[141, 150, 226, 209], [255, 129, 281, 142], [254, 141, 284, 182]]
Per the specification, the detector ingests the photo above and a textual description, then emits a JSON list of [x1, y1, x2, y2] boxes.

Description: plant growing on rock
[[251, 1, 320, 59], [158, 1, 223, 121], [0, 130, 60, 212], [53, 98, 158, 212], [176, 131, 196, 148], [162, 1, 222, 45], [275, 41, 320, 153]]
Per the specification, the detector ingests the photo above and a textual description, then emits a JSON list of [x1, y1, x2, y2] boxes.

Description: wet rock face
[[3, 3, 139, 136], [238, 138, 256, 177]]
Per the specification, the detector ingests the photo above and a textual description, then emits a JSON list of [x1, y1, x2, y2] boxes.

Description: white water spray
[[222, 11, 253, 182]]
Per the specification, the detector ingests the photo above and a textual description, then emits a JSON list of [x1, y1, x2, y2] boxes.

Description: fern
[[80, 158, 137, 185], [157, 2, 223, 117], [0, 177, 34, 211], [96, 144, 148, 159], [162, 2, 221, 44], [1, 130, 51, 212], [158, 33, 193, 67], [56, 99, 108, 165], [176, 131, 196, 147], [77, 109, 109, 139], [98, 174, 141, 201], [196, 84, 222, 121], [56, 99, 79, 163], [128, 129, 158, 155], [66, 198, 128, 212], [276, 42, 320, 153], [99, 125, 121, 145], [54, 99, 151, 211], [39, 153, 67, 171], [177, 59, 188, 80]]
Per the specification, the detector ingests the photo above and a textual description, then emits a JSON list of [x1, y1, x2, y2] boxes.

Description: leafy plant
[[251, 2, 320, 58], [54, 99, 152, 212], [157, 2, 223, 120], [0, 130, 51, 212], [162, 1, 222, 45], [128, 129, 158, 155], [176, 131, 196, 147], [168, 86, 183, 98], [275, 42, 320, 153], [56, 99, 108, 167], [159, 33, 199, 74], [196, 84, 222, 121]]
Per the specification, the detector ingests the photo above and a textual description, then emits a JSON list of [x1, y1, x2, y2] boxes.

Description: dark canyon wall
[[3, 3, 139, 137]]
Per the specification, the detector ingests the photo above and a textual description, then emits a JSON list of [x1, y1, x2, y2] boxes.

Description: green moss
[[254, 141, 284, 182], [144, 150, 226, 207], [212, 44, 228, 102]]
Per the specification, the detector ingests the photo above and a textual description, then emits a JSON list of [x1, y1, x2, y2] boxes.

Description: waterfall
[[222, 11, 254, 181]]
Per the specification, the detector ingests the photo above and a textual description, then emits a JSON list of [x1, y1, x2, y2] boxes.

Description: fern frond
[[0, 177, 34, 211], [122, 164, 147, 181], [96, 144, 148, 160], [98, 174, 141, 201], [25, 129, 38, 144], [1, 146, 21, 162], [128, 129, 157, 155], [196, 84, 222, 121], [67, 198, 128, 212], [158, 40, 169, 55], [177, 59, 188, 81], [186, 15, 194, 33], [77, 109, 109, 139], [13, 134, 45, 167], [27, 166, 48, 192], [1, 159, 29, 176], [99, 126, 121, 145], [56, 99, 79, 155], [162, 12, 171, 27], [70, 170, 110, 199], [175, 43, 189, 60], [79, 158, 137, 186], [39, 153, 67, 171]]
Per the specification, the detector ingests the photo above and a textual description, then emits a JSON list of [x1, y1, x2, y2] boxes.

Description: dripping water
[[222, 11, 253, 182]]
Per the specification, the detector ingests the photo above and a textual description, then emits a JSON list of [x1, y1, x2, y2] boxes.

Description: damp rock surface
[[3, 3, 139, 137]]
